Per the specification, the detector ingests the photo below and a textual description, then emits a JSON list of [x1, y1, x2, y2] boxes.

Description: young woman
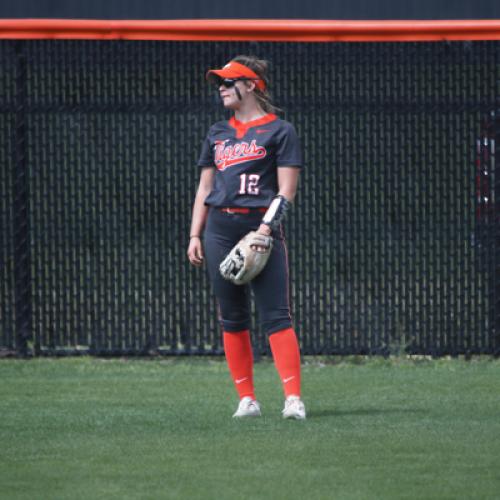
[[187, 55, 306, 420]]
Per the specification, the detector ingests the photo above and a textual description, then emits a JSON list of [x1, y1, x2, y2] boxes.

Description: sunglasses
[[215, 78, 259, 89]]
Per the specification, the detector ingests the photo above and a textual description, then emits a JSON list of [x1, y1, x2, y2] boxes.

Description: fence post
[[13, 41, 32, 357]]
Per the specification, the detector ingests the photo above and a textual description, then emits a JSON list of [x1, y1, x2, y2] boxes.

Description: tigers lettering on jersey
[[197, 114, 303, 208], [214, 139, 267, 171]]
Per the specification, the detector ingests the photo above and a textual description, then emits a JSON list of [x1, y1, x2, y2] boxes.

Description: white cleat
[[232, 396, 262, 418], [282, 395, 306, 420]]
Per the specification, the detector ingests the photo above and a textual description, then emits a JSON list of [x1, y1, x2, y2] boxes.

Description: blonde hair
[[232, 55, 282, 114]]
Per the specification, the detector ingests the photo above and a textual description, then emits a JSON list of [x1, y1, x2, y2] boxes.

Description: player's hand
[[187, 236, 204, 267], [257, 224, 272, 236], [253, 224, 272, 253]]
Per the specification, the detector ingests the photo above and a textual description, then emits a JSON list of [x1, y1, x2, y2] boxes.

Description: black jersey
[[197, 114, 303, 208]]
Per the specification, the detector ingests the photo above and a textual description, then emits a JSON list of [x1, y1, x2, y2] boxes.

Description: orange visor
[[206, 61, 266, 91]]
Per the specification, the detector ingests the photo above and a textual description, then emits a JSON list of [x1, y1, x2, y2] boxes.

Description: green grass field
[[0, 357, 499, 500]]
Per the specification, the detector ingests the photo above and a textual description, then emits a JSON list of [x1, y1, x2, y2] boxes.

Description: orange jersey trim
[[1, 19, 500, 42], [229, 114, 278, 139]]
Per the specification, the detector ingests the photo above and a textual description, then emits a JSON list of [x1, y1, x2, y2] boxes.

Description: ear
[[243, 80, 256, 93]]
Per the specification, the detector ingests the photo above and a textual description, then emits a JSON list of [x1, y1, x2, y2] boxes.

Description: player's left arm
[[276, 166, 300, 203], [257, 167, 300, 236]]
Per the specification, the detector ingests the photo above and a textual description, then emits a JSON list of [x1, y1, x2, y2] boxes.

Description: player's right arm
[[187, 167, 215, 267]]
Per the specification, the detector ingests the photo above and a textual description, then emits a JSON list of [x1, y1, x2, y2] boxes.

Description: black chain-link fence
[[0, 40, 499, 356]]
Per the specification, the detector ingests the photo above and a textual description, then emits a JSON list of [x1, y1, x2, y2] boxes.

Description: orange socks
[[269, 327, 301, 398], [224, 327, 301, 400], [223, 330, 255, 400]]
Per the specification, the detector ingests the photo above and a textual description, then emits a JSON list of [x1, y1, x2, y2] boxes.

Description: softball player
[[187, 55, 306, 420]]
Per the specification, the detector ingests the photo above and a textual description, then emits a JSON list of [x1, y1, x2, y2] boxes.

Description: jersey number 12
[[239, 173, 260, 195]]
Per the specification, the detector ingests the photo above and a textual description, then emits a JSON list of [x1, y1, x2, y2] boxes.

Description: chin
[[224, 100, 240, 111]]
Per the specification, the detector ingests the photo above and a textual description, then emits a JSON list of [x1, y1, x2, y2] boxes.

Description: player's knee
[[261, 318, 293, 337], [220, 317, 251, 332]]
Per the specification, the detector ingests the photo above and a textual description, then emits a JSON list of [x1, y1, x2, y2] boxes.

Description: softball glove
[[219, 231, 273, 285]]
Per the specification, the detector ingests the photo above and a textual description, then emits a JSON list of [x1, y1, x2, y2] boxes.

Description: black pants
[[203, 207, 293, 336]]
